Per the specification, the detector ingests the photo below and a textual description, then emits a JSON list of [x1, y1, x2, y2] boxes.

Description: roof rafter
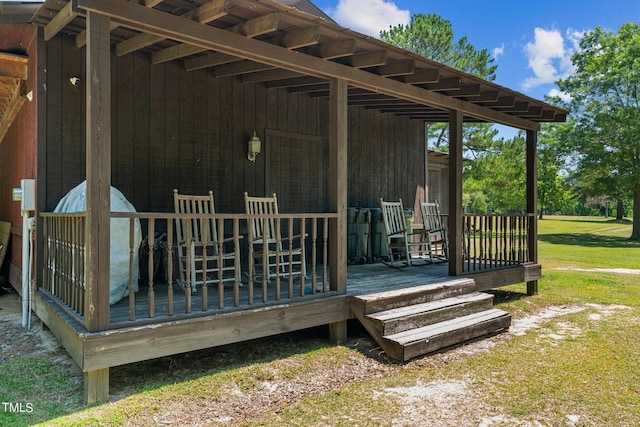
[[74, 0, 548, 130]]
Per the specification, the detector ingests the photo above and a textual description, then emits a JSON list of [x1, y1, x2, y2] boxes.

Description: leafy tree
[[463, 135, 526, 213], [537, 125, 571, 218], [380, 14, 497, 79], [381, 14, 498, 152], [556, 23, 640, 239], [381, 14, 533, 215]]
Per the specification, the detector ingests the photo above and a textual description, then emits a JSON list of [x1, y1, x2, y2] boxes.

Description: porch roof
[[31, 0, 568, 131]]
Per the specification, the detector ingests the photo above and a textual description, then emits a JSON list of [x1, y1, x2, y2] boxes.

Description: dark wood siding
[[42, 34, 427, 218]]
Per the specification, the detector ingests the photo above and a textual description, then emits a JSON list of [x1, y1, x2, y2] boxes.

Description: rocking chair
[[379, 198, 428, 267], [420, 200, 449, 263], [244, 192, 306, 282], [173, 189, 241, 293]]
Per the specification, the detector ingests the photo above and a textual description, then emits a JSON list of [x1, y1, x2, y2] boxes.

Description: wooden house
[[0, 0, 568, 403]]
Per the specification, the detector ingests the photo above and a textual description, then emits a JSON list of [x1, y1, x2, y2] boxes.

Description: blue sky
[[314, 0, 640, 104]]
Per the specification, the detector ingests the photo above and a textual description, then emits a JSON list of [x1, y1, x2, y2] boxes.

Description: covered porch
[[24, 0, 567, 403]]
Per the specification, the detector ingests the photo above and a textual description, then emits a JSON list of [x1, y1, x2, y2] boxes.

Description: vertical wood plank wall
[[42, 34, 426, 217]]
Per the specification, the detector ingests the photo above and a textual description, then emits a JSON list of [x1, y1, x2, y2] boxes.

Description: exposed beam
[[213, 60, 273, 77], [44, 0, 80, 41], [232, 12, 279, 37], [482, 96, 515, 108], [116, 32, 164, 56], [425, 77, 461, 91], [239, 69, 302, 84], [402, 69, 439, 84], [287, 83, 329, 93], [76, 21, 120, 48], [145, 0, 164, 6], [77, 0, 541, 130], [307, 39, 355, 59], [153, 44, 208, 65], [497, 101, 529, 112], [372, 60, 414, 77], [265, 76, 325, 89], [151, 10, 278, 64], [449, 84, 481, 98], [277, 26, 319, 49], [476, 90, 500, 102], [519, 106, 543, 117], [347, 50, 387, 68], [118, 0, 229, 57], [183, 51, 240, 71]]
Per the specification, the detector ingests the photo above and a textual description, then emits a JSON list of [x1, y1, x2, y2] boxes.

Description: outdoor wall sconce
[[247, 131, 261, 162], [69, 77, 80, 87]]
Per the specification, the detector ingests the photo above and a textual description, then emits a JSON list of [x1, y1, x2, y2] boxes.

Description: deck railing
[[40, 212, 338, 328], [462, 213, 534, 272]]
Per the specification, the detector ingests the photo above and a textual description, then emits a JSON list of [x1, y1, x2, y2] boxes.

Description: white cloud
[[546, 88, 572, 102], [326, 0, 410, 38], [492, 43, 505, 60], [521, 27, 580, 91]]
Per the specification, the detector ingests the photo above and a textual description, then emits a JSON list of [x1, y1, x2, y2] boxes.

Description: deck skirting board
[[81, 295, 349, 371], [467, 263, 541, 292]]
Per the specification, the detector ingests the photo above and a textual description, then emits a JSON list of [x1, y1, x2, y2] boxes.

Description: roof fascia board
[[76, 0, 539, 131]]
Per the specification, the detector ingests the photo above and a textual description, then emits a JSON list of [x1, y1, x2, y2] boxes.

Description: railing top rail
[[41, 212, 339, 219], [463, 213, 535, 218], [111, 212, 339, 219], [40, 212, 87, 218]]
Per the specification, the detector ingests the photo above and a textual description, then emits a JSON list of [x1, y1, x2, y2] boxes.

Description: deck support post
[[84, 368, 109, 404], [328, 77, 348, 343], [526, 129, 538, 295], [448, 109, 463, 276], [84, 11, 112, 403]]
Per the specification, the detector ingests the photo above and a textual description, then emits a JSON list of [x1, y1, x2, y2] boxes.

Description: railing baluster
[[128, 218, 136, 321], [233, 218, 240, 307], [299, 218, 306, 297], [323, 217, 329, 292], [40, 211, 337, 327], [311, 218, 317, 295], [147, 219, 155, 318], [167, 221, 174, 316]]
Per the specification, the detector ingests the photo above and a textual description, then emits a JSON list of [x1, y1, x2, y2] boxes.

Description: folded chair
[[244, 192, 306, 282], [173, 189, 241, 293], [420, 200, 449, 263], [379, 198, 428, 267]]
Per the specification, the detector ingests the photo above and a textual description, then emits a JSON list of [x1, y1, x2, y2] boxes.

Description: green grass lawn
[[2, 215, 639, 426]]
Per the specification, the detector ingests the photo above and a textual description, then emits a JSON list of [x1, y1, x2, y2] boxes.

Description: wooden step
[[382, 308, 511, 361], [350, 277, 476, 316], [366, 292, 495, 336]]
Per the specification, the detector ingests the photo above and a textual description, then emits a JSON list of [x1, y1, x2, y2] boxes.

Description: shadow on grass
[[538, 233, 640, 248], [106, 319, 394, 403], [108, 325, 336, 398], [485, 289, 529, 305], [540, 217, 632, 225]]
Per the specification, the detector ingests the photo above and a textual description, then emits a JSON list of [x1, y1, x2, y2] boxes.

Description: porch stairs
[[349, 278, 511, 361]]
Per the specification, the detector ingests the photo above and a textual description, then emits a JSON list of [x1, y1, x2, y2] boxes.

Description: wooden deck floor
[[108, 262, 451, 326]]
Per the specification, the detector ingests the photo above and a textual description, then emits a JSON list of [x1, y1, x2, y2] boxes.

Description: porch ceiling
[[32, 0, 569, 130]]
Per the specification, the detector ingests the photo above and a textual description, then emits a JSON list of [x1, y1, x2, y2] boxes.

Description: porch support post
[[448, 109, 464, 276], [526, 129, 538, 295], [84, 11, 111, 404], [328, 77, 348, 344]]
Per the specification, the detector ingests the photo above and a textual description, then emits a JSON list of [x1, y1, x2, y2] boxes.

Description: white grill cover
[[54, 181, 142, 305]]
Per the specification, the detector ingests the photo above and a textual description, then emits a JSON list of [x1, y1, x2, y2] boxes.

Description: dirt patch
[[0, 289, 631, 425]]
